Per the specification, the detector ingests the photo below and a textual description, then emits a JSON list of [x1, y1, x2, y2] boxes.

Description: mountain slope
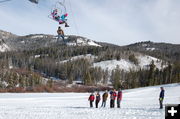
[[0, 29, 179, 91], [94, 54, 166, 71], [125, 41, 180, 62], [0, 30, 101, 52], [0, 39, 10, 52]]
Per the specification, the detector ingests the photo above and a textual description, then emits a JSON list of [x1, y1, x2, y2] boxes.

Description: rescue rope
[[68, 0, 79, 35]]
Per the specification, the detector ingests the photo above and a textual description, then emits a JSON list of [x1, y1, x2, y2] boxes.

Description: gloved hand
[[159, 97, 163, 101]]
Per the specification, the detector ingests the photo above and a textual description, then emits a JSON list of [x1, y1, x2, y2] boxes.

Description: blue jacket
[[159, 90, 165, 98]]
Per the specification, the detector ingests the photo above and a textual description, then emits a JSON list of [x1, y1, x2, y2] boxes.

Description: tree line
[[0, 45, 179, 92]]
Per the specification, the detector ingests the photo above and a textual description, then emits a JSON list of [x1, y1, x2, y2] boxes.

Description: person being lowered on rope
[[52, 9, 69, 27], [57, 26, 65, 42]]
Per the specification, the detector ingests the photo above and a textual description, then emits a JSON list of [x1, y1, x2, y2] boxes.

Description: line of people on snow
[[88, 87, 165, 109], [88, 89, 122, 108]]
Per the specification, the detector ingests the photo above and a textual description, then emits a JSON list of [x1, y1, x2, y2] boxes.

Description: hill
[[124, 41, 180, 62], [0, 30, 180, 92]]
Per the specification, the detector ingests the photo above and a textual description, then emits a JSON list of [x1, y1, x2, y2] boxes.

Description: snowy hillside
[[0, 83, 179, 119], [0, 30, 17, 40], [94, 55, 166, 71], [66, 37, 101, 47], [0, 39, 10, 52], [59, 54, 97, 63], [94, 59, 136, 71]]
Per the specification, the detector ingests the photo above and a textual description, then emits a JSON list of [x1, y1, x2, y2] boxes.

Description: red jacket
[[89, 94, 95, 101], [117, 91, 122, 100]]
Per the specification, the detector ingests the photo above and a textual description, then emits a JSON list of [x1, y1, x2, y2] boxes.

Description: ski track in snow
[[0, 84, 180, 119]]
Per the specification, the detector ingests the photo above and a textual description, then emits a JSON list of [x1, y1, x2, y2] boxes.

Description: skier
[[117, 89, 122, 108], [52, 9, 69, 27], [88, 93, 95, 108], [159, 87, 165, 109], [110, 89, 117, 108], [59, 13, 70, 27], [101, 90, 108, 107], [57, 26, 65, 42], [95, 92, 101, 108]]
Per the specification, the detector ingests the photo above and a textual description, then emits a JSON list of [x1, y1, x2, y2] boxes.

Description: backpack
[[89, 95, 94, 101]]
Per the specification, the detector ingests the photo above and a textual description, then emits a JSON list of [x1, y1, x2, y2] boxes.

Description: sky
[[0, 0, 180, 45]]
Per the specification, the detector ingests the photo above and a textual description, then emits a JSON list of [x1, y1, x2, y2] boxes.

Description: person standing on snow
[[88, 93, 95, 108], [117, 89, 122, 108], [110, 89, 117, 108], [95, 92, 101, 108], [159, 87, 165, 109], [101, 90, 108, 107]]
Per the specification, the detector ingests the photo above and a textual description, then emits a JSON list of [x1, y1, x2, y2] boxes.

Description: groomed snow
[[0, 83, 179, 119]]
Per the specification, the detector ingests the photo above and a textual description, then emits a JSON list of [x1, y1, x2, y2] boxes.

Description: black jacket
[[159, 90, 165, 98]]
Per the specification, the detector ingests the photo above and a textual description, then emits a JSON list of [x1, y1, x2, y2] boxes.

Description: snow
[[94, 59, 136, 71], [137, 55, 165, 69], [20, 41, 25, 44], [0, 83, 179, 119], [35, 55, 41, 58], [87, 40, 101, 47], [146, 48, 156, 51], [0, 43, 10, 52], [93, 55, 166, 71], [75, 38, 101, 47], [66, 42, 77, 46], [0, 81, 8, 87], [142, 44, 148, 47], [30, 35, 44, 39], [59, 54, 97, 64], [9, 65, 13, 69]]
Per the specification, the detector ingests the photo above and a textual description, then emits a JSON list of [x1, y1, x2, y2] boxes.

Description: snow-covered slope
[[94, 55, 166, 71], [59, 54, 97, 63], [0, 30, 17, 40], [67, 37, 101, 47], [137, 55, 165, 69], [94, 59, 136, 71], [0, 39, 10, 52], [0, 83, 179, 119], [0, 43, 10, 52]]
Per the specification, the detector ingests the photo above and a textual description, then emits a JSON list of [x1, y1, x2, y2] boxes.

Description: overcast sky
[[0, 0, 180, 45]]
